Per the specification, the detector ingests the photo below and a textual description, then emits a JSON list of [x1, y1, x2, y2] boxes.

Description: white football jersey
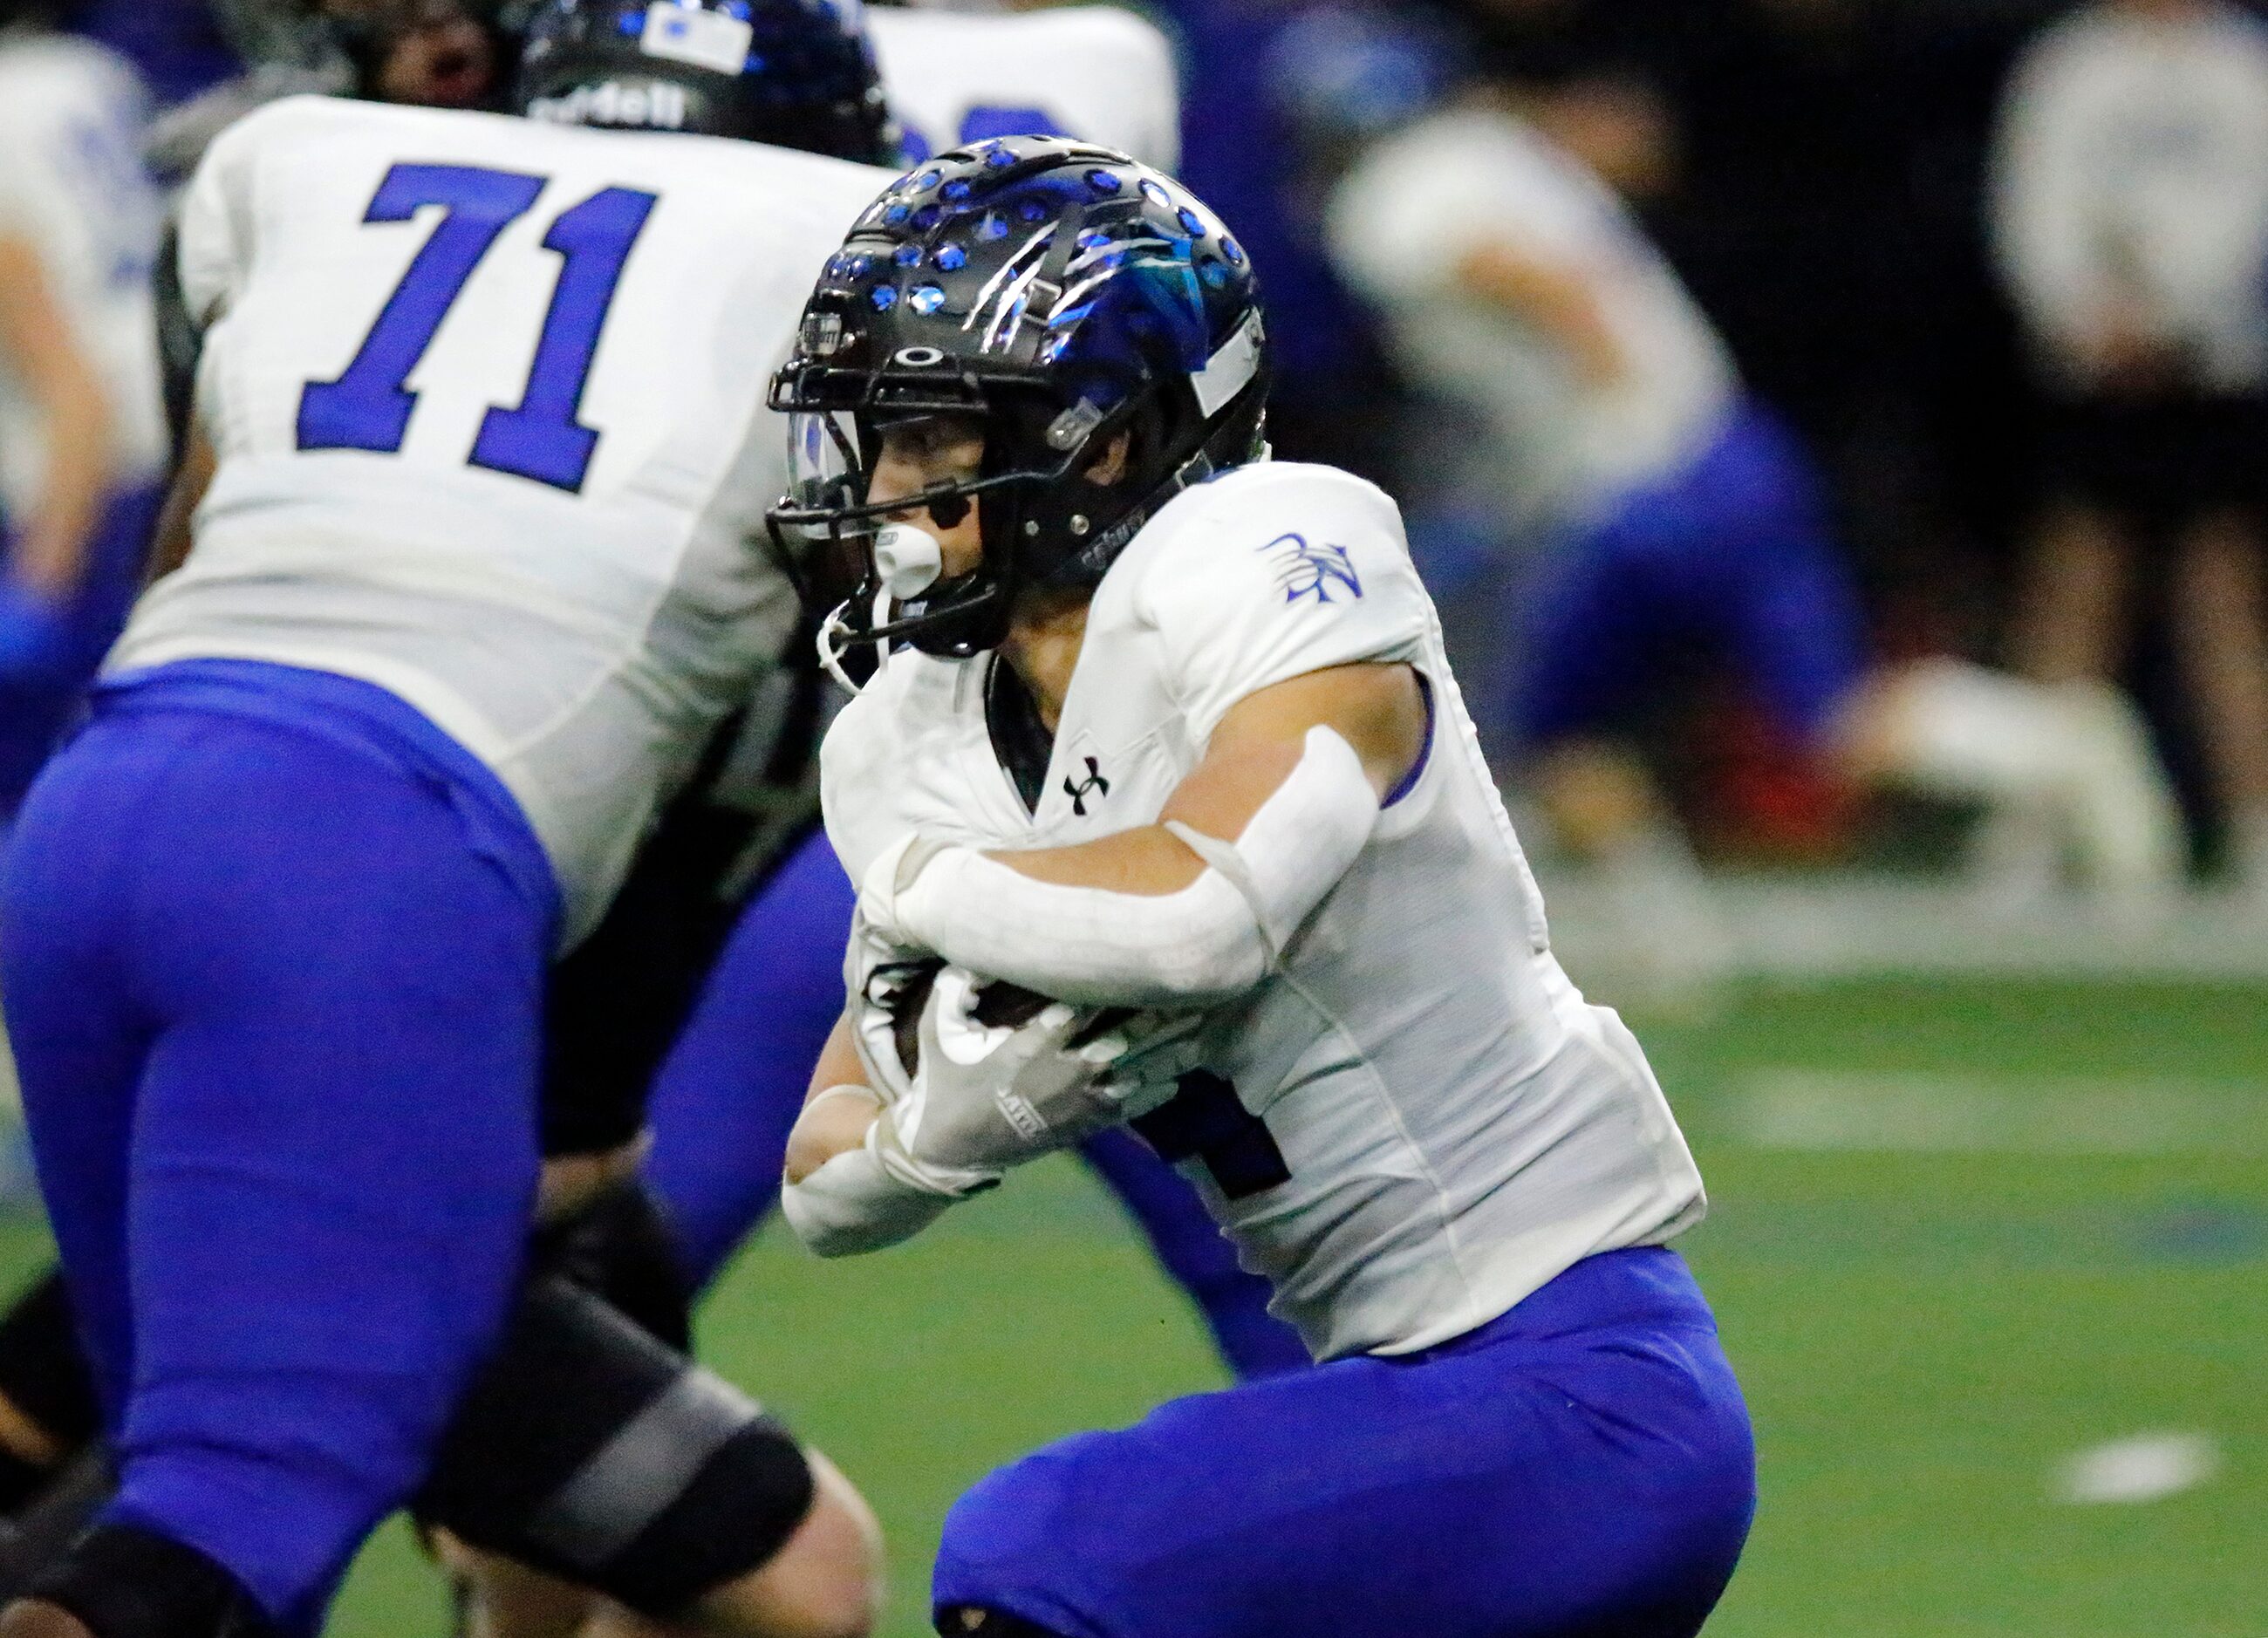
[[1329, 105, 1737, 521], [1991, 1, 2268, 391], [112, 96, 892, 943], [869, 5, 1179, 172], [822, 462, 1705, 1359], [0, 35, 167, 519]]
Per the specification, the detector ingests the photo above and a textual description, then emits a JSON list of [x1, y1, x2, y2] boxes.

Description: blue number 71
[[297, 162, 658, 494]]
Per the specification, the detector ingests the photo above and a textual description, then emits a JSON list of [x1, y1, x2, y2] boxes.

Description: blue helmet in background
[[768, 135, 1273, 659], [516, 0, 895, 162]]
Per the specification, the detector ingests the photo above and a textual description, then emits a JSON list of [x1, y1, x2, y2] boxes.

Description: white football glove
[[889, 967, 1206, 1178]]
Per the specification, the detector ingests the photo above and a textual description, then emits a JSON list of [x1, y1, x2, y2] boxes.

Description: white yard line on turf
[[1732, 1070, 2268, 1156], [1539, 872, 2268, 982], [2052, 1431, 2223, 1504]]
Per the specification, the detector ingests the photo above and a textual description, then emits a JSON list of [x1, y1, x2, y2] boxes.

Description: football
[[884, 961, 1057, 1076]]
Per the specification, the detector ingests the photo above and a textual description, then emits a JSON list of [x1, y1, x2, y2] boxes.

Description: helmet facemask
[[769, 387, 1124, 679]]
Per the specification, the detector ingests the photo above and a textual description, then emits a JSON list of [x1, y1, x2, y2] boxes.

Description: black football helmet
[[515, 0, 895, 160], [767, 136, 1272, 665]]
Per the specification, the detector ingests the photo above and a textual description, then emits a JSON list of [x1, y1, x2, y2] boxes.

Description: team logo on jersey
[[1260, 533, 1363, 604], [1062, 755, 1110, 816]]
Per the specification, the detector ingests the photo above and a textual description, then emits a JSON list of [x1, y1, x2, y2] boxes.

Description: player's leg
[[2168, 505, 2268, 892], [0, 1277, 106, 1598], [1709, 404, 2183, 894], [416, 1274, 880, 1638], [1070, 1130, 1306, 1380], [3, 688, 550, 1632], [641, 828, 853, 1289], [1505, 472, 1732, 999], [2012, 501, 2132, 685], [932, 1247, 1754, 1638], [0, 729, 150, 1621], [0, 1277, 97, 1513], [1987, 399, 2150, 891]]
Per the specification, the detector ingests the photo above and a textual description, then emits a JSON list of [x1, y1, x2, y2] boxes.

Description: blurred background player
[[0, 0, 902, 1631], [1328, 52, 2184, 989], [0, 0, 167, 824], [1990, 0, 2268, 900]]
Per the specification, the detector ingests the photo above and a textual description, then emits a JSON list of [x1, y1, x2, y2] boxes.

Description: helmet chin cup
[[873, 522, 944, 600]]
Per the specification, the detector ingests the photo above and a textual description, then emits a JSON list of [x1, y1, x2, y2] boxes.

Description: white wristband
[[780, 1133, 953, 1259]]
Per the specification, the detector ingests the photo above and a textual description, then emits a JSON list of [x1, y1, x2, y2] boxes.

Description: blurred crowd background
[[15, 0, 2268, 928]]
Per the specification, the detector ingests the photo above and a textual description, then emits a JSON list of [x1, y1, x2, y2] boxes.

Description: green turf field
[[4, 974, 2262, 1635]]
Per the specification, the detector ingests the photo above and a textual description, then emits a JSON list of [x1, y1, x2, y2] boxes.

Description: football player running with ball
[[772, 137, 1756, 1638]]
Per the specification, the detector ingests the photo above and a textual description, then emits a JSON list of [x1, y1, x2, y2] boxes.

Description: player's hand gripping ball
[[844, 908, 1098, 1093], [891, 967, 1202, 1177]]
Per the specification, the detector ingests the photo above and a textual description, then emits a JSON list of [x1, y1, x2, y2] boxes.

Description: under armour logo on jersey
[[1063, 756, 1110, 816], [1260, 533, 1363, 604]]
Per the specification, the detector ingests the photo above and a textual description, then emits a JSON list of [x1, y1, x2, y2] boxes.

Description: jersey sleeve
[[174, 97, 288, 328], [819, 667, 923, 888], [1134, 466, 1432, 746]]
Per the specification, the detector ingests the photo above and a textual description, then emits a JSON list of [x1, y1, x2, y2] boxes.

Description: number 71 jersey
[[114, 96, 892, 943]]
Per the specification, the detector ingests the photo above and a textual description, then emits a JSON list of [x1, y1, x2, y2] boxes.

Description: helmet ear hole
[[1081, 428, 1135, 487]]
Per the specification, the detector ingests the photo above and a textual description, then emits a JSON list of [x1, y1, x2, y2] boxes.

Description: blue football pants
[[936, 1248, 1756, 1638], [1509, 401, 1866, 749], [1, 683, 547, 1630]]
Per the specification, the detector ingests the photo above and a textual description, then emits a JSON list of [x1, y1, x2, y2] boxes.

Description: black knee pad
[[0, 1450, 118, 1600], [933, 1608, 1073, 1637], [528, 1179, 693, 1352], [415, 1276, 815, 1619], [0, 1269, 101, 1463], [24, 1524, 277, 1638]]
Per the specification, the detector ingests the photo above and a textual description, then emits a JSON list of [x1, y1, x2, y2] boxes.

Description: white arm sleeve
[[864, 725, 1381, 1007]]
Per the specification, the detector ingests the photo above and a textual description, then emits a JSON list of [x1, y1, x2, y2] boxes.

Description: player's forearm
[[17, 392, 113, 597], [784, 1088, 881, 1186], [782, 1068, 965, 1260], [782, 1021, 953, 1257], [148, 425, 217, 584], [0, 237, 115, 596], [1453, 242, 1627, 388], [784, 1014, 881, 1184]]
